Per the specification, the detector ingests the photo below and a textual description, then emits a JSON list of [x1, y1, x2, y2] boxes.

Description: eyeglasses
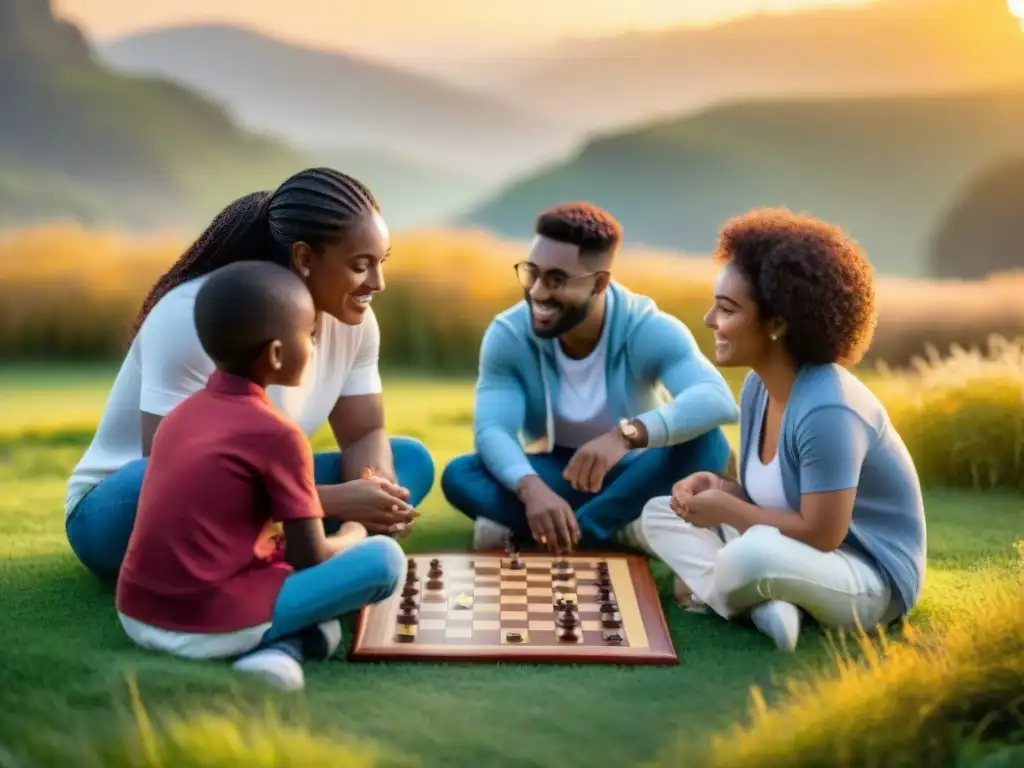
[[514, 261, 608, 293]]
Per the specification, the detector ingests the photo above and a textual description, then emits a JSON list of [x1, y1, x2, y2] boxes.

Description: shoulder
[[481, 302, 531, 352], [140, 276, 208, 330], [791, 365, 886, 429], [619, 286, 699, 352], [319, 306, 379, 350]]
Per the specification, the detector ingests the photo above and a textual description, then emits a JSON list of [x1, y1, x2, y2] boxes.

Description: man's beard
[[527, 294, 592, 339]]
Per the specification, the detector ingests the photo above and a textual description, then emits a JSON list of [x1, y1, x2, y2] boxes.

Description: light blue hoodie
[[472, 281, 740, 491]]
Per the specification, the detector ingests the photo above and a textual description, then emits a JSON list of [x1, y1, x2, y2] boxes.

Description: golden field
[[2, 224, 1024, 369]]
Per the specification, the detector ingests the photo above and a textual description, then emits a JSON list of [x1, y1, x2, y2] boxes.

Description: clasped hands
[[327, 466, 418, 538], [669, 471, 732, 528], [521, 428, 632, 554]]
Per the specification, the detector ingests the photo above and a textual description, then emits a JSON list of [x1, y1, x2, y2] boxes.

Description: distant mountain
[[0, 0, 305, 232], [306, 148, 492, 231], [493, 0, 1024, 132], [930, 157, 1024, 280], [99, 24, 574, 179], [460, 89, 1024, 278]]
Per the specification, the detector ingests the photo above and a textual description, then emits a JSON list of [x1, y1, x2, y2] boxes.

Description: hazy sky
[[57, 0, 876, 60]]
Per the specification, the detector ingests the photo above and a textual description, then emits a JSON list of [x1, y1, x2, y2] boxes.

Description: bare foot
[[674, 576, 709, 613]]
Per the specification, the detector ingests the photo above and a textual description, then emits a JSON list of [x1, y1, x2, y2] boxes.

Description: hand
[[337, 521, 368, 542], [563, 429, 631, 493], [328, 473, 417, 535], [674, 488, 731, 529], [669, 471, 722, 516], [519, 477, 580, 553]]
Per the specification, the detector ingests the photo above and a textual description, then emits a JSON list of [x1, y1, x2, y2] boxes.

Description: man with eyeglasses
[[441, 202, 739, 554]]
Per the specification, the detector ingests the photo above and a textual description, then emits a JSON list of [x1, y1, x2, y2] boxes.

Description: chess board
[[349, 551, 677, 665]]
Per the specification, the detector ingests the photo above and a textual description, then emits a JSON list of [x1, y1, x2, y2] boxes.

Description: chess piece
[[402, 585, 419, 598], [601, 611, 623, 629], [557, 625, 580, 642], [600, 601, 618, 614], [506, 631, 524, 643], [428, 559, 443, 579], [602, 629, 624, 645]]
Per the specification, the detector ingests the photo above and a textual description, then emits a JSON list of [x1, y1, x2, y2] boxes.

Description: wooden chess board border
[[348, 549, 678, 665]]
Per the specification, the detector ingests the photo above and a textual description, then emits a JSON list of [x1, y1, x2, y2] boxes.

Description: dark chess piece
[[557, 625, 580, 642], [602, 629, 624, 645]]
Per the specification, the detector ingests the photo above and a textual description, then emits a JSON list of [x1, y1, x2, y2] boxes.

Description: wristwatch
[[617, 418, 642, 449]]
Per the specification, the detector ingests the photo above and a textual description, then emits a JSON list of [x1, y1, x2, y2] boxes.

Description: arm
[[630, 313, 740, 447], [266, 425, 367, 570], [473, 321, 536, 492], [325, 308, 394, 484], [716, 407, 873, 551], [137, 291, 216, 456], [328, 394, 394, 483]]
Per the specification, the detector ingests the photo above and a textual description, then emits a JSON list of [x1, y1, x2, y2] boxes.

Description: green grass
[[0, 365, 1021, 766]]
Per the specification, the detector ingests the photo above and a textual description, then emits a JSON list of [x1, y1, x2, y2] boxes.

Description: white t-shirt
[[551, 291, 617, 449], [743, 436, 790, 511], [64, 274, 383, 519]]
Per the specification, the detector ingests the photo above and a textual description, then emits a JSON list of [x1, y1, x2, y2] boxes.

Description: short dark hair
[[535, 202, 622, 261], [131, 167, 379, 341], [715, 208, 877, 366], [193, 261, 312, 373]]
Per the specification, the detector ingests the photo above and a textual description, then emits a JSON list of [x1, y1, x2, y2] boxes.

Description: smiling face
[[291, 210, 391, 325], [704, 262, 779, 368], [519, 235, 608, 339]]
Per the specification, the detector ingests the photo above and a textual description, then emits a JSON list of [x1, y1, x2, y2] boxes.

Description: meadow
[[0, 225, 1022, 766]]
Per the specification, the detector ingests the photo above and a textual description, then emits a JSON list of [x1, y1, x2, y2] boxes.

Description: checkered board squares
[[349, 551, 678, 665]]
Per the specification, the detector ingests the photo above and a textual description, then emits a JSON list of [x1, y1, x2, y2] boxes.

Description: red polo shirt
[[116, 370, 324, 633]]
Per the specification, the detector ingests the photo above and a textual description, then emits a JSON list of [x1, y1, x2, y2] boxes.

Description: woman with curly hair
[[636, 208, 926, 652]]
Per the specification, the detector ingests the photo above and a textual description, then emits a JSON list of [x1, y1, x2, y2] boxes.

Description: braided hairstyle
[[130, 167, 379, 342]]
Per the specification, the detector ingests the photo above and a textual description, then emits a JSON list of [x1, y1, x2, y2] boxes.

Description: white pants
[[635, 496, 899, 630]]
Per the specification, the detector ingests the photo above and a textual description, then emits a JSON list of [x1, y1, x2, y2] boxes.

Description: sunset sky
[[56, 0, 878, 60]]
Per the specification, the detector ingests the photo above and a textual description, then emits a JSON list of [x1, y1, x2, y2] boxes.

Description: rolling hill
[[99, 24, 574, 179], [305, 148, 493, 232], [0, 0, 306, 232], [459, 88, 1024, 278], [492, 0, 1024, 133]]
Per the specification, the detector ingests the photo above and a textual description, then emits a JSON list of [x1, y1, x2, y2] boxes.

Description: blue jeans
[[441, 429, 731, 544], [66, 436, 435, 583], [258, 535, 406, 655]]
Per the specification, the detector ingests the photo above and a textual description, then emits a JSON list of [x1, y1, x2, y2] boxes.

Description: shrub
[[878, 335, 1024, 492], [2, 224, 1023, 371]]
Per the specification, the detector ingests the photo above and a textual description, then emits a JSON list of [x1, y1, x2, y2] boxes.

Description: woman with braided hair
[[65, 168, 435, 583]]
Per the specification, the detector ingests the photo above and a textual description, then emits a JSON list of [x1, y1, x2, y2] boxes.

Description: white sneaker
[[232, 648, 305, 691], [473, 518, 512, 550], [750, 600, 802, 652]]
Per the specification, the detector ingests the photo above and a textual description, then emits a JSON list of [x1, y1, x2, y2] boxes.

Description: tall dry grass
[[683, 577, 1024, 768], [2, 224, 1023, 370]]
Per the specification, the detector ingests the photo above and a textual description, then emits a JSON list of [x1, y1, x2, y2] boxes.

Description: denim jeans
[[66, 436, 434, 583], [441, 428, 731, 544]]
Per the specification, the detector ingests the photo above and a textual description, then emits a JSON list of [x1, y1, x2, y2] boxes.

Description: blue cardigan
[[738, 366, 927, 617]]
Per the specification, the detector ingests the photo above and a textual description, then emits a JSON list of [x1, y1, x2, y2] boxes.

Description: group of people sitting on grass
[[62, 167, 927, 691]]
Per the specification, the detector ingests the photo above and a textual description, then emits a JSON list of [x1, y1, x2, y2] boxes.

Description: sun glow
[[1009, 0, 1024, 30]]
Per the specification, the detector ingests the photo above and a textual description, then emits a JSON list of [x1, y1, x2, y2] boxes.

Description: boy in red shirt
[[116, 261, 407, 690]]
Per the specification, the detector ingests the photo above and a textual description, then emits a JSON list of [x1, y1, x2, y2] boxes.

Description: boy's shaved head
[[194, 261, 314, 375]]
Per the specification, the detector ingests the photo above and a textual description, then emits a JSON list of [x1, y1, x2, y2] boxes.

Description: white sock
[[473, 517, 512, 549], [750, 600, 802, 652]]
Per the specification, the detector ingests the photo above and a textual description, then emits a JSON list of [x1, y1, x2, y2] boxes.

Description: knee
[[440, 454, 481, 515], [714, 525, 781, 598], [391, 436, 435, 505], [360, 536, 408, 598]]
